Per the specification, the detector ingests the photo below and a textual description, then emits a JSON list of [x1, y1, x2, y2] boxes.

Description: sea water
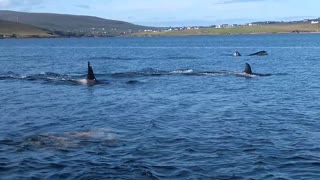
[[1, 34, 320, 179]]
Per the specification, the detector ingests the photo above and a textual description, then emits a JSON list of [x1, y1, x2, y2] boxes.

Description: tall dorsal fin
[[243, 63, 252, 74], [87, 61, 96, 80]]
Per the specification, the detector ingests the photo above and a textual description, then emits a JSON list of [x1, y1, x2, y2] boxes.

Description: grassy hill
[[1, 10, 319, 38], [0, 10, 155, 37], [132, 23, 320, 36], [0, 19, 55, 38]]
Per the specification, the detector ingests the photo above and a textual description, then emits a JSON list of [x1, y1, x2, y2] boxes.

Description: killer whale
[[77, 62, 98, 85], [237, 63, 271, 77], [248, 51, 268, 56], [233, 51, 268, 56], [233, 51, 241, 56]]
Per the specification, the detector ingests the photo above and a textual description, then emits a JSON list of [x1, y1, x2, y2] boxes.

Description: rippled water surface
[[1, 34, 320, 179]]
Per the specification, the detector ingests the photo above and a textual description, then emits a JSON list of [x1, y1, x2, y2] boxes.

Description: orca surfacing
[[248, 51, 268, 56], [232, 51, 268, 56], [77, 61, 98, 85], [233, 51, 241, 56], [237, 63, 271, 77]]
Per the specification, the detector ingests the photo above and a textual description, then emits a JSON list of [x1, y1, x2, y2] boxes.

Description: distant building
[[311, 21, 319, 24]]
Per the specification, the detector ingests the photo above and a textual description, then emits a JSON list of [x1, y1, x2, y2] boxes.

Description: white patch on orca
[[77, 78, 96, 85], [235, 72, 257, 78]]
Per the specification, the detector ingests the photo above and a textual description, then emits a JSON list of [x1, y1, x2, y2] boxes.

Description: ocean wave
[[167, 56, 199, 60], [170, 69, 194, 74], [88, 56, 136, 61]]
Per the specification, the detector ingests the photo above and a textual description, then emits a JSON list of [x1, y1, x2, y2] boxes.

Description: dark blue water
[[1, 34, 320, 179]]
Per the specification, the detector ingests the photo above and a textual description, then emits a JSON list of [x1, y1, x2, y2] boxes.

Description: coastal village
[[141, 18, 320, 34], [81, 18, 320, 37]]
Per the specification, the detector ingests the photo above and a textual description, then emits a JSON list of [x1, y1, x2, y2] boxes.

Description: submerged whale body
[[249, 51, 268, 56], [77, 61, 98, 85]]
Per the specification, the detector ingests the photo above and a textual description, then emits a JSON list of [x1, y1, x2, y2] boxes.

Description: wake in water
[[0, 69, 222, 85], [0, 72, 86, 85], [1, 129, 118, 150], [111, 63, 272, 78], [111, 68, 231, 78], [0, 63, 274, 86]]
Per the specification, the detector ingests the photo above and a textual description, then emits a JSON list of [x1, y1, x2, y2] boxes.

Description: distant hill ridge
[[0, 10, 155, 37], [0, 19, 55, 38]]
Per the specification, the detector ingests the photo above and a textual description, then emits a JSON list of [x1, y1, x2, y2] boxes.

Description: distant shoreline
[[129, 23, 320, 37], [1, 31, 320, 39], [129, 31, 320, 37]]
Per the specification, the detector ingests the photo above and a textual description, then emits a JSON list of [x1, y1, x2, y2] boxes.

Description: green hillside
[[0, 19, 55, 38], [1, 10, 318, 38], [0, 10, 155, 36], [133, 23, 320, 36]]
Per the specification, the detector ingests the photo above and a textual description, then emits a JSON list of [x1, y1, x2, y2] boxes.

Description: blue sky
[[0, 0, 319, 26]]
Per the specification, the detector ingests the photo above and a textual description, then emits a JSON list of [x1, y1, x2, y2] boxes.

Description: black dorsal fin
[[243, 63, 252, 74], [87, 61, 96, 80]]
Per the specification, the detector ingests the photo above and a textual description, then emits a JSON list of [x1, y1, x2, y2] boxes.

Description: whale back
[[243, 63, 253, 74], [87, 62, 96, 80], [249, 51, 268, 56]]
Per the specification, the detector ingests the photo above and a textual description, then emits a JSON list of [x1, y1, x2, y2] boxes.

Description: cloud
[[217, 0, 266, 4], [127, 16, 135, 20], [74, 4, 90, 9], [0, 0, 10, 7], [0, 0, 44, 9], [97, 0, 194, 13]]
